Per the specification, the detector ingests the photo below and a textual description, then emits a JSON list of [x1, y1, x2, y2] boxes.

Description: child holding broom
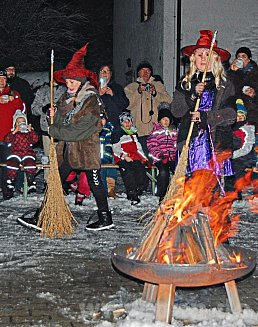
[[170, 30, 236, 190], [48, 44, 114, 231]]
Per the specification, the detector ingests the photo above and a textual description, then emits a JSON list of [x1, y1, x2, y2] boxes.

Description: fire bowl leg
[[224, 280, 242, 313], [142, 282, 158, 303], [155, 284, 176, 324]]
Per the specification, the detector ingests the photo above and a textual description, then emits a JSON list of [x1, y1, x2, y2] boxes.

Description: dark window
[[141, 0, 154, 22]]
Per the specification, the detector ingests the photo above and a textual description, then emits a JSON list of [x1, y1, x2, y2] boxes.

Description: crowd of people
[[0, 30, 257, 231]]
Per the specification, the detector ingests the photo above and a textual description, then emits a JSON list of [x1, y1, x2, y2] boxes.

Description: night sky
[[0, 0, 113, 73]]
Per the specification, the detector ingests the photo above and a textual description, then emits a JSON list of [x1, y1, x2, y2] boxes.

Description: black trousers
[[59, 156, 109, 212], [118, 160, 148, 197], [155, 160, 175, 199], [0, 143, 10, 196]]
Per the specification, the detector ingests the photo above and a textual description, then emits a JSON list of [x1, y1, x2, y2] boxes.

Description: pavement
[[0, 172, 257, 327]]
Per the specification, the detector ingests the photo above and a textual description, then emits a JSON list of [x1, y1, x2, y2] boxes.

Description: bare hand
[[49, 106, 55, 117], [28, 124, 33, 132], [124, 155, 133, 162], [195, 82, 206, 96]]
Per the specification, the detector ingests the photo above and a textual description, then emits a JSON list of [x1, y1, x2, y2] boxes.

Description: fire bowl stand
[[111, 244, 256, 324]]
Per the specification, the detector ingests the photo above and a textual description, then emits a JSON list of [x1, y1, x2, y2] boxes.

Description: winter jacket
[[112, 128, 147, 164], [124, 76, 172, 137], [171, 77, 236, 152], [4, 130, 39, 158], [8, 76, 34, 109], [228, 61, 258, 132], [49, 82, 104, 170], [100, 122, 114, 164], [147, 122, 178, 164], [31, 83, 66, 133], [0, 86, 24, 141], [232, 123, 255, 160], [101, 80, 129, 129]]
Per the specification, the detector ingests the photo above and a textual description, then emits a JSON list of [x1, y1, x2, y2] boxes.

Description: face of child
[[160, 117, 170, 128], [15, 117, 26, 127], [101, 117, 107, 126], [65, 79, 82, 94], [122, 119, 132, 129], [194, 48, 215, 72], [237, 114, 246, 122]]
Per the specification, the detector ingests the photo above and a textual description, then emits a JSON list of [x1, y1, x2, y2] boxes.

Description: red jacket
[[0, 86, 24, 141], [4, 130, 39, 158]]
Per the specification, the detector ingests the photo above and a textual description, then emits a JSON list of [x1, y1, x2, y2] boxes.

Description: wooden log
[[181, 225, 206, 264]]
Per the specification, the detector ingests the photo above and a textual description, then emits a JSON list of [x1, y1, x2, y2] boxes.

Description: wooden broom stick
[[37, 50, 77, 238], [135, 31, 218, 260]]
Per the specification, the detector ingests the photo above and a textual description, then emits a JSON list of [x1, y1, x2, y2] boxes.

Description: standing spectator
[[124, 61, 172, 156], [170, 30, 236, 191], [31, 79, 66, 184], [48, 43, 114, 231], [2, 58, 35, 120], [4, 110, 39, 198], [147, 102, 178, 202], [99, 112, 117, 198], [112, 112, 150, 205], [0, 69, 24, 199], [98, 63, 129, 130]]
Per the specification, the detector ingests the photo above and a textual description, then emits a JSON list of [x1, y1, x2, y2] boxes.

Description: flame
[[229, 251, 241, 263], [156, 166, 244, 264]]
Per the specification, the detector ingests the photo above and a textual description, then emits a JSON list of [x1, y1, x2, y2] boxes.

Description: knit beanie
[[119, 111, 133, 124], [157, 102, 173, 123], [12, 109, 27, 130], [236, 98, 247, 119], [136, 61, 153, 76], [235, 47, 252, 59]]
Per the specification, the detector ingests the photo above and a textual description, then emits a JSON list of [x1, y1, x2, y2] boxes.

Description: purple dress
[[188, 90, 234, 176]]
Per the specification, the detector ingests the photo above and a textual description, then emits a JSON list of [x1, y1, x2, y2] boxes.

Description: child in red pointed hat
[[48, 43, 114, 231], [171, 30, 237, 194]]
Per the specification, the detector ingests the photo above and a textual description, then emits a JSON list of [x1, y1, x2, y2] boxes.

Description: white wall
[[113, 0, 165, 87]]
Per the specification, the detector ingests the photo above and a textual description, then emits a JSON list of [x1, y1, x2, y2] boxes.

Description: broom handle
[[185, 30, 218, 147], [50, 49, 54, 143]]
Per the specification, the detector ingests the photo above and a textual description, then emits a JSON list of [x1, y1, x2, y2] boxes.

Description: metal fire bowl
[[111, 243, 257, 287]]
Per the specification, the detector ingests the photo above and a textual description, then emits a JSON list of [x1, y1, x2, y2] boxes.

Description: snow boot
[[127, 190, 140, 206], [75, 192, 85, 206], [27, 174, 36, 194], [107, 177, 116, 199], [5, 179, 15, 199], [17, 208, 42, 232], [85, 210, 114, 231]]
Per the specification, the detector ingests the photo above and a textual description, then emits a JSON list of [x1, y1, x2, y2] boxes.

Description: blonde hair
[[182, 51, 227, 90]]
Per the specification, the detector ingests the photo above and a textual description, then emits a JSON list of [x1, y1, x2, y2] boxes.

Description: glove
[[142, 159, 152, 169], [161, 158, 169, 164], [42, 103, 50, 113]]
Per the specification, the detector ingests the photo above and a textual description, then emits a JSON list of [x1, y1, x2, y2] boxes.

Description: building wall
[[113, 0, 166, 87], [113, 0, 258, 94]]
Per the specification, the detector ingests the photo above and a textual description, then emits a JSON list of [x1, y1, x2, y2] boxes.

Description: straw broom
[[135, 31, 218, 261], [37, 50, 77, 238]]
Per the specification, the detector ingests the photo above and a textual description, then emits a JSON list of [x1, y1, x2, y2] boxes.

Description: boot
[[107, 177, 116, 198], [17, 208, 42, 232], [26, 174, 36, 194], [75, 192, 85, 206], [5, 179, 15, 199], [127, 190, 140, 206], [85, 210, 114, 231]]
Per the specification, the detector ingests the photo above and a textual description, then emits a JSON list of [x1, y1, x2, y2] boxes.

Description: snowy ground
[[0, 168, 257, 326]]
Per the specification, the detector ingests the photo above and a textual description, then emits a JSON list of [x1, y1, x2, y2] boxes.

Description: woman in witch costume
[[171, 30, 236, 191], [48, 43, 114, 231]]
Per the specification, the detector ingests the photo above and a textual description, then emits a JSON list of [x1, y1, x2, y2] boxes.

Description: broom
[[135, 31, 218, 261], [37, 50, 77, 238]]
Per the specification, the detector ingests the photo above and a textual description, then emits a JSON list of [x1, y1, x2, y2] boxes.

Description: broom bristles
[[37, 142, 77, 238]]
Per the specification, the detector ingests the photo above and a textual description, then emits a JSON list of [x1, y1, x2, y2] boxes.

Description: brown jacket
[[49, 82, 103, 170]]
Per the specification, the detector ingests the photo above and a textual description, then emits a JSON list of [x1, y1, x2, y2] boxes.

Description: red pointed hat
[[181, 30, 231, 62], [54, 43, 98, 88]]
